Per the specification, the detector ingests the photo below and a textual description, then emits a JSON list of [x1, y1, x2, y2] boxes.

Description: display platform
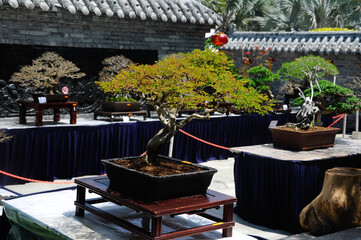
[[231, 136, 361, 233], [1, 187, 255, 240]]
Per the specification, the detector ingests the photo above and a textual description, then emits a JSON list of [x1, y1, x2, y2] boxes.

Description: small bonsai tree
[[278, 55, 339, 129], [97, 49, 272, 165], [247, 66, 279, 99], [11, 52, 85, 94], [98, 55, 135, 102]]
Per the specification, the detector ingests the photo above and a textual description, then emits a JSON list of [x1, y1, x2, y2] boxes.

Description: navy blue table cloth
[[0, 113, 300, 185], [233, 152, 361, 233]]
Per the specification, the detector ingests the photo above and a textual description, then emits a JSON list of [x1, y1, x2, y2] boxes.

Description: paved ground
[[1, 157, 361, 239]]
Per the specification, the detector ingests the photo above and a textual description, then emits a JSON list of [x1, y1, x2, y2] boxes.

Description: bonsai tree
[[98, 55, 135, 102], [11, 52, 85, 94], [293, 80, 361, 114], [278, 55, 339, 94], [278, 55, 340, 129], [247, 66, 279, 99], [97, 49, 272, 165]]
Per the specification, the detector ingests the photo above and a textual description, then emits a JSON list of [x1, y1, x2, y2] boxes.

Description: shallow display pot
[[270, 126, 340, 151], [101, 101, 141, 112], [32, 94, 69, 103], [101, 155, 217, 201]]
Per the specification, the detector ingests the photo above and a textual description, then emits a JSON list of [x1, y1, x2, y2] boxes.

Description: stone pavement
[[1, 157, 360, 239]]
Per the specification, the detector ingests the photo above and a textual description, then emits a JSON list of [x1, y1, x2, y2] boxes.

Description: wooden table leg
[[19, 103, 26, 124], [151, 216, 162, 237], [53, 109, 60, 122], [35, 110, 44, 126], [222, 203, 234, 237], [75, 185, 86, 217], [70, 104, 77, 124]]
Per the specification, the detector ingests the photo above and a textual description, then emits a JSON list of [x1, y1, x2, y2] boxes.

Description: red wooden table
[[18, 100, 77, 126], [75, 176, 237, 239]]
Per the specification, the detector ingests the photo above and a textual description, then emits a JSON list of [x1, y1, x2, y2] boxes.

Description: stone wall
[[0, 6, 211, 59]]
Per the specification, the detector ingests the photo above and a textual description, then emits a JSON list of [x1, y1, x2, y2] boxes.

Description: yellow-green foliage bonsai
[[11, 52, 85, 94], [97, 49, 272, 165]]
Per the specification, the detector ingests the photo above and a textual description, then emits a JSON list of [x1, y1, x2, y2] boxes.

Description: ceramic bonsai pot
[[101, 101, 141, 112], [101, 155, 217, 201], [32, 94, 69, 103], [270, 126, 340, 151]]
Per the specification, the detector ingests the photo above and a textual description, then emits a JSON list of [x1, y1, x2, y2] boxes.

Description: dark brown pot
[[270, 126, 340, 151], [32, 94, 69, 103], [101, 156, 217, 201], [101, 101, 141, 112]]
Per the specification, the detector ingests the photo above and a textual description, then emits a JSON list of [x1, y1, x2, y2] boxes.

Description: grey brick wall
[[0, 5, 212, 59]]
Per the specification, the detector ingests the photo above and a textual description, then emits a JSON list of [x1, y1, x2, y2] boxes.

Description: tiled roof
[[222, 32, 361, 55], [0, 0, 221, 25]]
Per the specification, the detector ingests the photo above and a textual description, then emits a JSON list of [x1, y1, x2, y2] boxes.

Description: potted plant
[[10, 52, 85, 103], [271, 55, 344, 151], [98, 49, 272, 201], [97, 55, 141, 112]]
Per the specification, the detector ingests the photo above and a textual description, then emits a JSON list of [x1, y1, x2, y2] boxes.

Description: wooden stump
[[299, 167, 361, 236]]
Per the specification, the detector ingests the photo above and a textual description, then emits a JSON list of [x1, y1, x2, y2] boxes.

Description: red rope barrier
[[328, 114, 344, 127], [178, 129, 230, 150], [0, 170, 107, 184], [0, 169, 75, 184]]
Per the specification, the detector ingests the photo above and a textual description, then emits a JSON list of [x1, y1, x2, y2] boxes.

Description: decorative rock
[[299, 167, 361, 236]]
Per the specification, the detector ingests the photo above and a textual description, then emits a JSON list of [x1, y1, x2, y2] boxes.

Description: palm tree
[[256, 0, 360, 31], [201, 0, 272, 33]]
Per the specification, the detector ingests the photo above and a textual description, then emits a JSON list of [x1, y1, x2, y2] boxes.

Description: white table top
[[230, 135, 361, 161]]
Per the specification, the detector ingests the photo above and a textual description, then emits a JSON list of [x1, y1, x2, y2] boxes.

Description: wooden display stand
[[19, 100, 77, 126], [75, 176, 236, 239]]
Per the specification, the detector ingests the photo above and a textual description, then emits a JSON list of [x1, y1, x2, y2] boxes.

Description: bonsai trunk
[[145, 127, 177, 165]]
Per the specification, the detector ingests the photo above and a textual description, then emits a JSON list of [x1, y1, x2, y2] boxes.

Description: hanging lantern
[[211, 32, 229, 46]]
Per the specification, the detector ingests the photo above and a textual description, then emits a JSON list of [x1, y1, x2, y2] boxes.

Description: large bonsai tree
[[97, 49, 272, 165], [11, 52, 85, 94]]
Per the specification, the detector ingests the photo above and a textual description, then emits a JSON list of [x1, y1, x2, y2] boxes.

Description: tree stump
[[299, 167, 361, 236]]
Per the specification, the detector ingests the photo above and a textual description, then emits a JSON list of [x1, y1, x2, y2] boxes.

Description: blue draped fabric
[[233, 152, 361, 233], [0, 113, 332, 186]]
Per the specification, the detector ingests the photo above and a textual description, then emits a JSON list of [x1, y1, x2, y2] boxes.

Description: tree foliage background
[[202, 0, 361, 33]]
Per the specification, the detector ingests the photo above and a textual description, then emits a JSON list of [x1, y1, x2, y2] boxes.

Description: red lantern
[[211, 32, 229, 46], [328, 58, 334, 64]]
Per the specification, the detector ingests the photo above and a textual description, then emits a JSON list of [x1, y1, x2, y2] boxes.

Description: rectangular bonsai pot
[[270, 126, 340, 151], [32, 94, 69, 103], [101, 156, 217, 201]]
